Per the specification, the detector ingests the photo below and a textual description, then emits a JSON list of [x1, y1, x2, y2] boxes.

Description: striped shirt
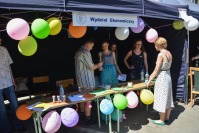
[[74, 46, 95, 88]]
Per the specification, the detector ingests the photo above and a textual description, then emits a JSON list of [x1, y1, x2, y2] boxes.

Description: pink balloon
[[145, 28, 158, 43], [61, 108, 79, 127], [6, 18, 30, 40], [42, 111, 61, 133], [131, 18, 145, 33], [126, 91, 139, 108]]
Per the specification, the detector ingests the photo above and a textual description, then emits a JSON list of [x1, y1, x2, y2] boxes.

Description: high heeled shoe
[[152, 120, 165, 126], [164, 120, 170, 124]]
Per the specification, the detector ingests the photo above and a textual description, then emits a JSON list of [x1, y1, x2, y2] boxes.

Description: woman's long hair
[[132, 38, 145, 52]]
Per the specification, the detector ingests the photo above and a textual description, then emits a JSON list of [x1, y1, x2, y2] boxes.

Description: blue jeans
[[0, 85, 22, 133]]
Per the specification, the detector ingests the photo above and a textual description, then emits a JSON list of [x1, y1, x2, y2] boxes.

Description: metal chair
[[189, 67, 199, 108]]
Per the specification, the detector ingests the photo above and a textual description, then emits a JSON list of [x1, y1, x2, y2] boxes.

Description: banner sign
[[72, 12, 137, 27]]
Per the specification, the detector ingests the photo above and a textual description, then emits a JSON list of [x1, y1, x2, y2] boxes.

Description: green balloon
[[111, 108, 122, 121], [100, 108, 122, 122], [173, 20, 184, 30], [113, 94, 128, 110], [18, 36, 37, 56], [31, 18, 50, 39]]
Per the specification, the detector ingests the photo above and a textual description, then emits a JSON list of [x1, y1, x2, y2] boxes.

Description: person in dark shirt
[[124, 39, 148, 80]]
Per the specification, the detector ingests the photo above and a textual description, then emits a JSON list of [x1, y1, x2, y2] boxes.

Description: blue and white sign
[[73, 12, 137, 27]]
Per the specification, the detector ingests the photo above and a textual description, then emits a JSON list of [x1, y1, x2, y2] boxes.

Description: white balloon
[[184, 17, 199, 31], [115, 27, 129, 40]]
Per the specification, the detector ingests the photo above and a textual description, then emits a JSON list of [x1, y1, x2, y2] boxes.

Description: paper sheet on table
[[118, 74, 127, 81], [112, 87, 123, 91], [27, 102, 49, 112], [68, 94, 85, 102], [91, 89, 108, 96]]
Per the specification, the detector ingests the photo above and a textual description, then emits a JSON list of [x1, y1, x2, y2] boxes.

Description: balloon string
[[145, 22, 151, 29], [145, 22, 173, 29], [0, 15, 12, 20], [43, 11, 59, 20], [153, 23, 173, 29]]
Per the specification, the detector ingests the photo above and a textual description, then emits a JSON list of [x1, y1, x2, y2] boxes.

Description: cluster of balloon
[[6, 17, 64, 57], [100, 99, 114, 115]]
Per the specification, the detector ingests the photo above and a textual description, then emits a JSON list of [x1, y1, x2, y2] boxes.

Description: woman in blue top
[[124, 39, 148, 80], [99, 41, 122, 87]]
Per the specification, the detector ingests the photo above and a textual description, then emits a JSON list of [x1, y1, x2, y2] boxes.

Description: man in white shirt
[[0, 37, 28, 133]]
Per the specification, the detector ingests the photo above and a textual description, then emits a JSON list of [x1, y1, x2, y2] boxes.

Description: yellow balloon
[[18, 36, 37, 56], [140, 89, 154, 105], [173, 20, 184, 30], [47, 17, 62, 35]]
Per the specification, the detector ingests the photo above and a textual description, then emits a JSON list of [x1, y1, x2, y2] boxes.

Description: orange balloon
[[69, 22, 87, 38], [16, 104, 32, 120]]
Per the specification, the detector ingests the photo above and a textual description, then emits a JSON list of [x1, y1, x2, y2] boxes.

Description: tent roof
[[0, 0, 65, 11], [0, 0, 198, 20], [182, 0, 199, 19], [143, 0, 189, 20], [65, 0, 143, 15]]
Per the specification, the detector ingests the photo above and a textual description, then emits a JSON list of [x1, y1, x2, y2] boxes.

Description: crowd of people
[[74, 37, 174, 126], [3, 35, 195, 132]]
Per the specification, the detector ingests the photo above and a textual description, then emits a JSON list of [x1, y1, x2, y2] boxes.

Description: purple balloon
[[61, 108, 79, 127], [130, 18, 145, 33], [42, 111, 61, 133]]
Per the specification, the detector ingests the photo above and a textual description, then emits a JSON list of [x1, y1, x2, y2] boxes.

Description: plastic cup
[[57, 95, 61, 102], [52, 95, 55, 103], [62, 95, 66, 102]]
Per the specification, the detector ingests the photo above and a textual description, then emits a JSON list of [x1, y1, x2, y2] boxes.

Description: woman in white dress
[[147, 37, 174, 126]]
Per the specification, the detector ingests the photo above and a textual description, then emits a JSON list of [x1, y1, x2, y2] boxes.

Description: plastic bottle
[[78, 87, 81, 93], [59, 84, 64, 101], [145, 72, 149, 84], [90, 86, 93, 92], [140, 70, 144, 81], [196, 60, 199, 67]]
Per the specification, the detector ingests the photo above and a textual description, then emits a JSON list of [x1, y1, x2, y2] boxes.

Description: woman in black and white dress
[[147, 37, 174, 126]]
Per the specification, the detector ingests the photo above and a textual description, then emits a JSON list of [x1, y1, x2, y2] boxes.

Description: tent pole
[[185, 30, 189, 105]]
